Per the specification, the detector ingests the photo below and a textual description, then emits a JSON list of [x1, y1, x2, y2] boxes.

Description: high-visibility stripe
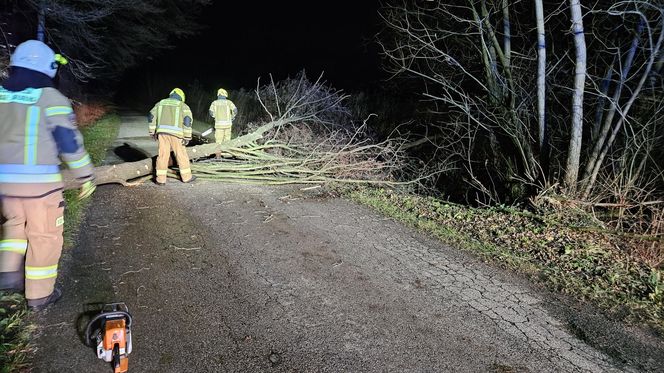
[[156, 169, 168, 176], [0, 239, 28, 255], [66, 154, 91, 169], [0, 88, 42, 104], [0, 173, 62, 183], [0, 164, 60, 174], [45, 106, 73, 117], [156, 125, 184, 135], [175, 106, 181, 126], [24, 106, 40, 165], [180, 168, 191, 174], [25, 264, 58, 280]]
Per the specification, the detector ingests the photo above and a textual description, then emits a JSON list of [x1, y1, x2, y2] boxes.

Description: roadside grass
[[63, 114, 121, 247], [0, 293, 34, 373], [345, 187, 664, 331], [0, 113, 120, 372]]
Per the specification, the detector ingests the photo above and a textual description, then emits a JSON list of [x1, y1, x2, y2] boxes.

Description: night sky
[[119, 1, 383, 96]]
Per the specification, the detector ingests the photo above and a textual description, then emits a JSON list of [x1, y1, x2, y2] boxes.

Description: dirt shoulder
[[27, 181, 663, 372]]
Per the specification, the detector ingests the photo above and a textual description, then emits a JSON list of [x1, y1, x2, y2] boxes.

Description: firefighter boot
[[0, 271, 25, 293], [27, 287, 62, 311]]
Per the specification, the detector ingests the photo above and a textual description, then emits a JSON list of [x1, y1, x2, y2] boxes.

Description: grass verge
[[63, 114, 121, 247], [345, 187, 664, 331], [0, 113, 120, 372]]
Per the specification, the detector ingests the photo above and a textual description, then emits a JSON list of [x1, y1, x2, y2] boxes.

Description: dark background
[[118, 1, 384, 97]]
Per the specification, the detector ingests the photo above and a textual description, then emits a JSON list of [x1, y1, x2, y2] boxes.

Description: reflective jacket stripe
[[0, 164, 62, 183], [0, 164, 60, 174], [45, 106, 73, 116], [0, 173, 62, 183], [155, 125, 184, 136], [0, 239, 28, 255], [65, 154, 91, 169], [25, 264, 58, 280], [24, 106, 40, 165]]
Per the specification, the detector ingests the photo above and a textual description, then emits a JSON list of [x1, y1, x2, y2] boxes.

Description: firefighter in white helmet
[[148, 88, 195, 184], [208, 88, 237, 143], [0, 40, 96, 311]]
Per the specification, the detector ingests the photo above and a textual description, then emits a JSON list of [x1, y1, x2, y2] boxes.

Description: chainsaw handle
[[84, 311, 133, 347]]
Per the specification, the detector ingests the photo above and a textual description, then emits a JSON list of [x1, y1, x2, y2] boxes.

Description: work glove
[[78, 180, 96, 200], [182, 139, 190, 146], [151, 133, 158, 141]]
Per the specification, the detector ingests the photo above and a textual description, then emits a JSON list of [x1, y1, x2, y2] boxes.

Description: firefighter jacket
[[0, 87, 94, 198], [149, 97, 193, 140], [209, 98, 237, 129]]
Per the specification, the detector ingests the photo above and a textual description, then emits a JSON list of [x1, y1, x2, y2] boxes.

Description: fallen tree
[[64, 73, 431, 189]]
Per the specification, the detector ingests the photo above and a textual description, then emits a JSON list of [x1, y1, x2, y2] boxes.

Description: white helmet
[[10, 40, 66, 78]]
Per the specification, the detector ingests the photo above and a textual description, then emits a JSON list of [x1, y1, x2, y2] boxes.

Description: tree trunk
[[37, 2, 45, 41], [502, 0, 511, 69], [564, 0, 587, 189], [582, 19, 644, 182], [582, 17, 664, 198], [535, 0, 546, 151], [63, 118, 296, 189]]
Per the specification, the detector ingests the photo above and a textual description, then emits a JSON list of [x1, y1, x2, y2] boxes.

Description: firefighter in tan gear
[[148, 88, 195, 185], [209, 88, 237, 143], [0, 40, 96, 311]]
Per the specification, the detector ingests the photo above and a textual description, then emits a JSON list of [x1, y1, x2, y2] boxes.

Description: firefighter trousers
[[156, 134, 192, 183], [0, 191, 64, 300], [215, 125, 232, 143]]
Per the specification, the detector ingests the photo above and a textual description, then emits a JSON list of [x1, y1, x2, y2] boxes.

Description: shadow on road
[[113, 142, 151, 162]]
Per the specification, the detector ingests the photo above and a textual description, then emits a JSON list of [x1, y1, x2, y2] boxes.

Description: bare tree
[[378, 0, 664, 207], [18, 0, 210, 81]]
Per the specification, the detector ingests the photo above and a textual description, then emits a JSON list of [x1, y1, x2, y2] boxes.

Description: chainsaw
[[85, 302, 133, 373]]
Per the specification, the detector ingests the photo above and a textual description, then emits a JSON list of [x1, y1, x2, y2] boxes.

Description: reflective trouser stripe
[[0, 239, 28, 255], [156, 169, 168, 176], [180, 168, 191, 175], [25, 264, 58, 280]]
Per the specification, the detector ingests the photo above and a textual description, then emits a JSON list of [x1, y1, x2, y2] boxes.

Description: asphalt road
[[28, 114, 664, 372], [27, 181, 663, 373]]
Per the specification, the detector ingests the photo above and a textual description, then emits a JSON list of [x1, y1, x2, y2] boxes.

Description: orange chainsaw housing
[[103, 319, 129, 373]]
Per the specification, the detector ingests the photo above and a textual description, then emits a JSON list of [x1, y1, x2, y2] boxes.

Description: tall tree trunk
[[592, 57, 615, 141], [535, 0, 546, 151], [582, 17, 664, 198], [564, 0, 587, 189], [502, 0, 511, 69], [582, 19, 644, 182], [37, 2, 45, 41]]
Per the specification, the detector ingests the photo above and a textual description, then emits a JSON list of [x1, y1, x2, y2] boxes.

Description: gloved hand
[[182, 139, 190, 146], [78, 180, 96, 200], [151, 133, 158, 141]]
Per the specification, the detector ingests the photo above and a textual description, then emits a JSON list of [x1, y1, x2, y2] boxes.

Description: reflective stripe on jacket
[[0, 87, 93, 197], [149, 98, 193, 139], [209, 98, 237, 128]]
